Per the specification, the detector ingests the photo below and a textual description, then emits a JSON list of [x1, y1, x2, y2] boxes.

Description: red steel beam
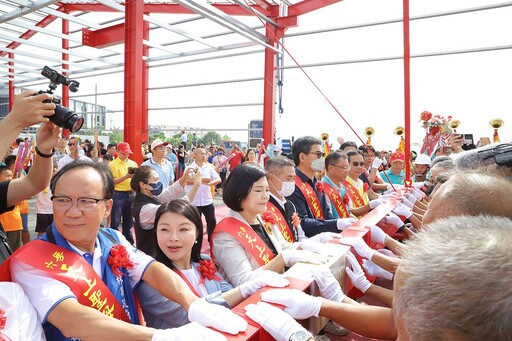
[[62, 11, 70, 139], [124, 0, 145, 165], [142, 16, 150, 144], [82, 23, 125, 48], [403, 0, 411, 183], [262, 26, 278, 146], [288, 0, 343, 17]]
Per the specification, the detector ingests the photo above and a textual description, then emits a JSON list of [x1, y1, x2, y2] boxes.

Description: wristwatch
[[289, 330, 314, 341]]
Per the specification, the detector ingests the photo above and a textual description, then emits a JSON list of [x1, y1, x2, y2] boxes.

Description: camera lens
[[49, 104, 84, 133]]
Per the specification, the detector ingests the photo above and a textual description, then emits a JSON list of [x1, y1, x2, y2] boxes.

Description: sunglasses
[[68, 143, 76, 146], [308, 151, 325, 159], [352, 161, 365, 167]]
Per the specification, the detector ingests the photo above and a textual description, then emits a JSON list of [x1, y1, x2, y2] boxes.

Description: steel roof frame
[[1, 0, 344, 163]]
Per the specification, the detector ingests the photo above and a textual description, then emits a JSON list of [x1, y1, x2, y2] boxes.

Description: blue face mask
[[148, 182, 163, 196]]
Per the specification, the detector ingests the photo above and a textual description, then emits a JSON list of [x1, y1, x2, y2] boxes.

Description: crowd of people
[[0, 90, 511, 341]]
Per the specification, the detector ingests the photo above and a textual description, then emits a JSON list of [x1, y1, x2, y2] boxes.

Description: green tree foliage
[[199, 131, 223, 146], [107, 127, 123, 144]]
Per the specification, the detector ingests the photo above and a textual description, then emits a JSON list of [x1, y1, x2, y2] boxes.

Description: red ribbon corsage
[[343, 194, 350, 205], [108, 244, 136, 277], [0, 308, 11, 341], [315, 182, 325, 194], [363, 182, 370, 193], [197, 259, 221, 285], [261, 211, 276, 235]]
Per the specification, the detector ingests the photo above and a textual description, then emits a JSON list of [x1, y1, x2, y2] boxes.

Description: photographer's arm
[[0, 91, 55, 159], [7, 122, 60, 207]]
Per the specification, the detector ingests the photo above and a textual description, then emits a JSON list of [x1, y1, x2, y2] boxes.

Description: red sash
[[211, 217, 276, 267], [173, 268, 202, 297], [266, 202, 295, 243], [294, 177, 325, 219], [0, 240, 130, 322], [322, 182, 350, 218], [342, 180, 366, 209]]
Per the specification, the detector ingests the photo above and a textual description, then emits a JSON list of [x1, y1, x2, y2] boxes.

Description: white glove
[[363, 259, 394, 280], [299, 238, 323, 253], [345, 252, 372, 293], [311, 267, 346, 303], [336, 217, 357, 231], [188, 298, 247, 335], [371, 158, 383, 169], [245, 302, 308, 341], [151, 322, 226, 341], [406, 193, 417, 204], [412, 181, 425, 188], [392, 202, 413, 218], [383, 213, 404, 228], [369, 225, 387, 245], [261, 289, 322, 319], [385, 183, 393, 190], [281, 249, 327, 267], [411, 187, 426, 200], [340, 237, 375, 260], [400, 197, 414, 209], [239, 270, 289, 299], [308, 232, 342, 243], [369, 199, 383, 209]]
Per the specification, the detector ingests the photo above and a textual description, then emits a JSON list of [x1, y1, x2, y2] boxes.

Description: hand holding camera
[[128, 167, 138, 175]]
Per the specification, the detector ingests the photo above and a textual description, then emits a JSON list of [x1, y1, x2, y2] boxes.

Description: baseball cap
[[391, 151, 405, 163], [151, 139, 168, 151], [117, 142, 133, 154]]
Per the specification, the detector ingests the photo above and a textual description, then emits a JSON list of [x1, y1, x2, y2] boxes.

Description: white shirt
[[182, 268, 208, 297], [36, 186, 53, 214], [11, 230, 153, 323], [0, 283, 46, 341], [57, 154, 91, 171], [185, 162, 220, 207], [138, 181, 187, 230]]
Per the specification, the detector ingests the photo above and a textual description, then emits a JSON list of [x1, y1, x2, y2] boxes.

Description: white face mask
[[275, 178, 296, 198], [311, 157, 325, 172]]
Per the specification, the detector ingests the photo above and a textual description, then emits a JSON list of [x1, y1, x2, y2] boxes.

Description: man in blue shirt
[[142, 139, 174, 189]]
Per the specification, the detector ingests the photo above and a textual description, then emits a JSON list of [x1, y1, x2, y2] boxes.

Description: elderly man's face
[[52, 167, 112, 252]]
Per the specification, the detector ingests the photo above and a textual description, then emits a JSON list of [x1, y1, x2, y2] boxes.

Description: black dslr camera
[[478, 143, 512, 169], [38, 66, 84, 133]]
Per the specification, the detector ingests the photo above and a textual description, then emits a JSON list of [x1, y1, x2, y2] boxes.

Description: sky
[[11, 0, 512, 151]]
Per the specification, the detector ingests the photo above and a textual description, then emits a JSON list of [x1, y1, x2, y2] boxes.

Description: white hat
[[415, 153, 432, 166], [151, 139, 168, 151]]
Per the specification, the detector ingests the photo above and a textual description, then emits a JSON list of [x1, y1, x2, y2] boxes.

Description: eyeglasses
[[68, 143, 76, 146], [51, 195, 108, 211], [308, 151, 324, 159], [331, 164, 349, 170], [351, 161, 365, 167]]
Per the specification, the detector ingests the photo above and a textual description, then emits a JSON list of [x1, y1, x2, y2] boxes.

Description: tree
[[108, 127, 123, 144], [199, 131, 222, 146]]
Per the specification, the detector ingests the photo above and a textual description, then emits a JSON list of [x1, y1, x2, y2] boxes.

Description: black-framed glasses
[[351, 161, 365, 167], [331, 164, 349, 170], [308, 151, 324, 159], [51, 195, 108, 211]]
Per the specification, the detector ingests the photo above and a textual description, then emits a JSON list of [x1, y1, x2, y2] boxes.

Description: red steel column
[[8, 53, 14, 110], [262, 26, 278, 146], [62, 12, 70, 138], [124, 0, 145, 164], [403, 0, 411, 182], [142, 15, 149, 144]]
